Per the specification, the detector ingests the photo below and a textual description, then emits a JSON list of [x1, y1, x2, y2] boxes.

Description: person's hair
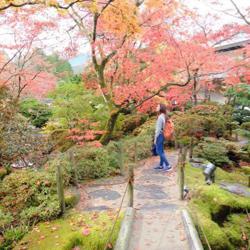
[[159, 103, 167, 114]]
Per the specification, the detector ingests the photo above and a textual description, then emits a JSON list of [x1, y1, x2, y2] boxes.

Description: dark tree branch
[[0, 1, 37, 11], [0, 46, 24, 75], [0, 0, 89, 12], [132, 70, 192, 111], [229, 0, 250, 25]]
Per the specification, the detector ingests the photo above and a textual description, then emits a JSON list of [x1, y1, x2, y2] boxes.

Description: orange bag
[[164, 119, 174, 140]]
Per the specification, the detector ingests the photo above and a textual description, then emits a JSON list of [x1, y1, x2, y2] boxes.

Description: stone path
[[77, 150, 189, 250], [128, 151, 189, 250]]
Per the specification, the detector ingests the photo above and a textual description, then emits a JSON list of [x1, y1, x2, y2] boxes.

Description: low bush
[[120, 114, 148, 134], [46, 156, 73, 186], [240, 143, 250, 162], [20, 98, 52, 128], [133, 117, 155, 137], [0, 170, 57, 215], [220, 140, 241, 165], [194, 139, 232, 167], [0, 114, 52, 167], [47, 145, 120, 181], [2, 225, 29, 250], [0, 169, 60, 249], [65, 188, 80, 208], [0, 171, 60, 221], [0, 167, 8, 180], [122, 134, 153, 162], [232, 108, 250, 125], [241, 121, 250, 131], [0, 209, 13, 232], [19, 197, 60, 224], [74, 146, 119, 179]]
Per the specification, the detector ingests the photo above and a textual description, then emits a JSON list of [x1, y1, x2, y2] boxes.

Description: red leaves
[[67, 118, 104, 147]]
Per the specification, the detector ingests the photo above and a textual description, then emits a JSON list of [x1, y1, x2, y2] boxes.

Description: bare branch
[[229, 0, 250, 25], [0, 0, 89, 12], [0, 46, 24, 75], [134, 75, 192, 109], [0, 1, 37, 11]]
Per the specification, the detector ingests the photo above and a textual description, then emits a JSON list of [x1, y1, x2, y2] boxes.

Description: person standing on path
[[154, 103, 172, 172]]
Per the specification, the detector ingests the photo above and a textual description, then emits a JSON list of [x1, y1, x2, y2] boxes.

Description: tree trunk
[[193, 78, 198, 105], [100, 110, 120, 145], [192, 70, 199, 106]]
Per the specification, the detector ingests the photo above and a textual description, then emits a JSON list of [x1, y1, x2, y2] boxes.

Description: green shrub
[[0, 113, 52, 167], [46, 156, 73, 186], [173, 104, 228, 141], [240, 143, 250, 162], [48, 81, 108, 130], [241, 121, 250, 131], [0, 209, 13, 231], [20, 197, 60, 224], [0, 170, 61, 249], [46, 144, 120, 183], [0, 167, 8, 180], [20, 98, 52, 128], [237, 128, 250, 139], [232, 109, 250, 124], [0, 170, 60, 224], [194, 139, 231, 167], [120, 114, 148, 134], [48, 128, 74, 152], [122, 134, 152, 162], [2, 225, 29, 250], [74, 146, 119, 179], [65, 189, 80, 208], [133, 118, 155, 137]]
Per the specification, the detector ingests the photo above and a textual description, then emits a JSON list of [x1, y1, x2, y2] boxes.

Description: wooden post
[[69, 151, 78, 187], [134, 142, 138, 163], [117, 142, 125, 176], [189, 137, 194, 159], [128, 164, 134, 207], [235, 131, 239, 142], [179, 147, 187, 200], [56, 164, 65, 215]]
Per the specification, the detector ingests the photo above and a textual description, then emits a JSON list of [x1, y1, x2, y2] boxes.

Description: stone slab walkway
[[128, 151, 189, 250], [76, 150, 189, 250]]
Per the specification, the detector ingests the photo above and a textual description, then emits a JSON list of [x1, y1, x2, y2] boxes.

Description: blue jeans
[[156, 133, 170, 168]]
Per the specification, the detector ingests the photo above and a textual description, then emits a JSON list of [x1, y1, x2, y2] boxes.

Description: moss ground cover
[[186, 162, 250, 187], [14, 210, 122, 250], [186, 163, 250, 250]]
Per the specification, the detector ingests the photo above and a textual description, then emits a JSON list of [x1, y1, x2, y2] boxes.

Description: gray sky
[[1, 0, 249, 63], [187, 0, 250, 25]]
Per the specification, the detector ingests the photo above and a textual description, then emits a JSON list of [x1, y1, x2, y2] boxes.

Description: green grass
[[185, 163, 250, 188], [14, 210, 123, 250]]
